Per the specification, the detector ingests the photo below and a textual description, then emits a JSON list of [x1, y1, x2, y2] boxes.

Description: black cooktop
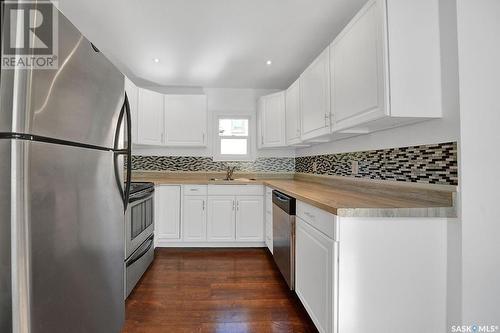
[[129, 182, 154, 194]]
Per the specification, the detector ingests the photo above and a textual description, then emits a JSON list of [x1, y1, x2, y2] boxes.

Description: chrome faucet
[[225, 165, 236, 181]]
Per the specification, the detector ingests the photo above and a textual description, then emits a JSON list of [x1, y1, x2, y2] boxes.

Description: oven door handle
[[129, 191, 154, 204], [126, 235, 154, 267]]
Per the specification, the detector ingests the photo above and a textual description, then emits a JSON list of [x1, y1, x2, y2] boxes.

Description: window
[[214, 116, 252, 161]]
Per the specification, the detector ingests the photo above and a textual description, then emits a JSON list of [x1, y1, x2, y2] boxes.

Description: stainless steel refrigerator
[[0, 2, 132, 332]]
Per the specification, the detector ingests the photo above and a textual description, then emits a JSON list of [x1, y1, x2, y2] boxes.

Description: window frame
[[213, 114, 254, 162]]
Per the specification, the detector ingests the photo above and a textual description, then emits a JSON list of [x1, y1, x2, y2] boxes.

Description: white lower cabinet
[[182, 196, 207, 241], [207, 196, 236, 241], [295, 217, 336, 333], [265, 187, 273, 253], [336, 217, 447, 333], [235, 196, 264, 241], [155, 185, 181, 243], [157, 185, 265, 246], [265, 212, 273, 253], [294, 199, 448, 333], [205, 195, 264, 242]]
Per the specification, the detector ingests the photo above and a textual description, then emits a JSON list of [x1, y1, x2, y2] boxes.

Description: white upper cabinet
[[285, 79, 302, 145], [124, 77, 139, 144], [164, 95, 207, 147], [137, 88, 164, 146], [300, 47, 331, 142], [330, 0, 442, 132], [330, 0, 385, 131], [134, 90, 208, 147], [259, 92, 286, 148], [256, 98, 264, 150]]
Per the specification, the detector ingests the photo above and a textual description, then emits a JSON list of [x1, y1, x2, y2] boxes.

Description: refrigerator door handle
[[113, 93, 132, 210]]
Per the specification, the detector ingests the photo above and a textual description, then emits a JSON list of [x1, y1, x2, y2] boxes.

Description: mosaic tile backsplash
[[131, 142, 458, 186], [131, 156, 295, 173], [296, 142, 458, 185]]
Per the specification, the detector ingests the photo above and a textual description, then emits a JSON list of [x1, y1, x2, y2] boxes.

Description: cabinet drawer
[[208, 185, 263, 196], [296, 200, 336, 240], [183, 185, 207, 196]]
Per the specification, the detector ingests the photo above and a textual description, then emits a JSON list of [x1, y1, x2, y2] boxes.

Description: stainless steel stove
[[125, 182, 155, 298]]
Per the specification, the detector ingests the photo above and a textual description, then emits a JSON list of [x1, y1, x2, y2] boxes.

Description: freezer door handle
[[113, 93, 132, 210]]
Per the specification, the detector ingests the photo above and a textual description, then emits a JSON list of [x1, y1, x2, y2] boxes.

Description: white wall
[[457, 0, 500, 326], [132, 88, 296, 158], [295, 0, 460, 157]]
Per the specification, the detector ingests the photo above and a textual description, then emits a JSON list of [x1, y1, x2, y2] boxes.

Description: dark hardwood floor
[[122, 248, 318, 333]]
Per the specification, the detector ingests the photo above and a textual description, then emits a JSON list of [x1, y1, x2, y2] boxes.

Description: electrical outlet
[[312, 161, 318, 173], [351, 160, 359, 175]]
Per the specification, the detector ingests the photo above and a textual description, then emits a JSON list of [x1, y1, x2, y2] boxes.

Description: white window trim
[[213, 113, 255, 162]]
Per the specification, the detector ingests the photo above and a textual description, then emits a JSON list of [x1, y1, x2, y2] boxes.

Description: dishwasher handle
[[272, 190, 296, 215]]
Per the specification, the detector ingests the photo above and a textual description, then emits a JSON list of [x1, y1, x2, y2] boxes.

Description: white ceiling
[[56, 0, 367, 89]]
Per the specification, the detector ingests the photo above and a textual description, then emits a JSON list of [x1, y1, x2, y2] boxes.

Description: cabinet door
[[164, 95, 207, 147], [265, 187, 273, 252], [257, 98, 264, 149], [137, 88, 164, 145], [235, 196, 264, 241], [285, 79, 301, 145], [207, 196, 235, 241], [156, 185, 181, 240], [331, 0, 386, 131], [124, 77, 139, 144], [265, 213, 273, 253], [182, 196, 207, 241], [300, 47, 331, 141], [296, 218, 335, 333], [261, 92, 286, 147]]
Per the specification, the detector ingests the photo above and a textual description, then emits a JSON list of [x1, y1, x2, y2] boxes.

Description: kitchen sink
[[209, 178, 257, 182]]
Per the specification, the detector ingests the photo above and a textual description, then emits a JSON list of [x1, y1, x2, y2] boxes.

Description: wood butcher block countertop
[[264, 178, 456, 217], [132, 172, 457, 218]]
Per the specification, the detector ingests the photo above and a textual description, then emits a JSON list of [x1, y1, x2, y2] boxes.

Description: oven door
[[126, 189, 154, 259]]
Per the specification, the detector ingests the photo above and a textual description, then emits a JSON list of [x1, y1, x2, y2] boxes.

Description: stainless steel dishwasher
[[272, 190, 296, 290]]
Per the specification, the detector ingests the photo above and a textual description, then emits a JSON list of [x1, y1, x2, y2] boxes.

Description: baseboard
[[155, 240, 266, 248]]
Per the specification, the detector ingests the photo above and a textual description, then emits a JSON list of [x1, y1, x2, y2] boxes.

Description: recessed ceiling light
[[153, 58, 160, 63], [266, 60, 272, 66]]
